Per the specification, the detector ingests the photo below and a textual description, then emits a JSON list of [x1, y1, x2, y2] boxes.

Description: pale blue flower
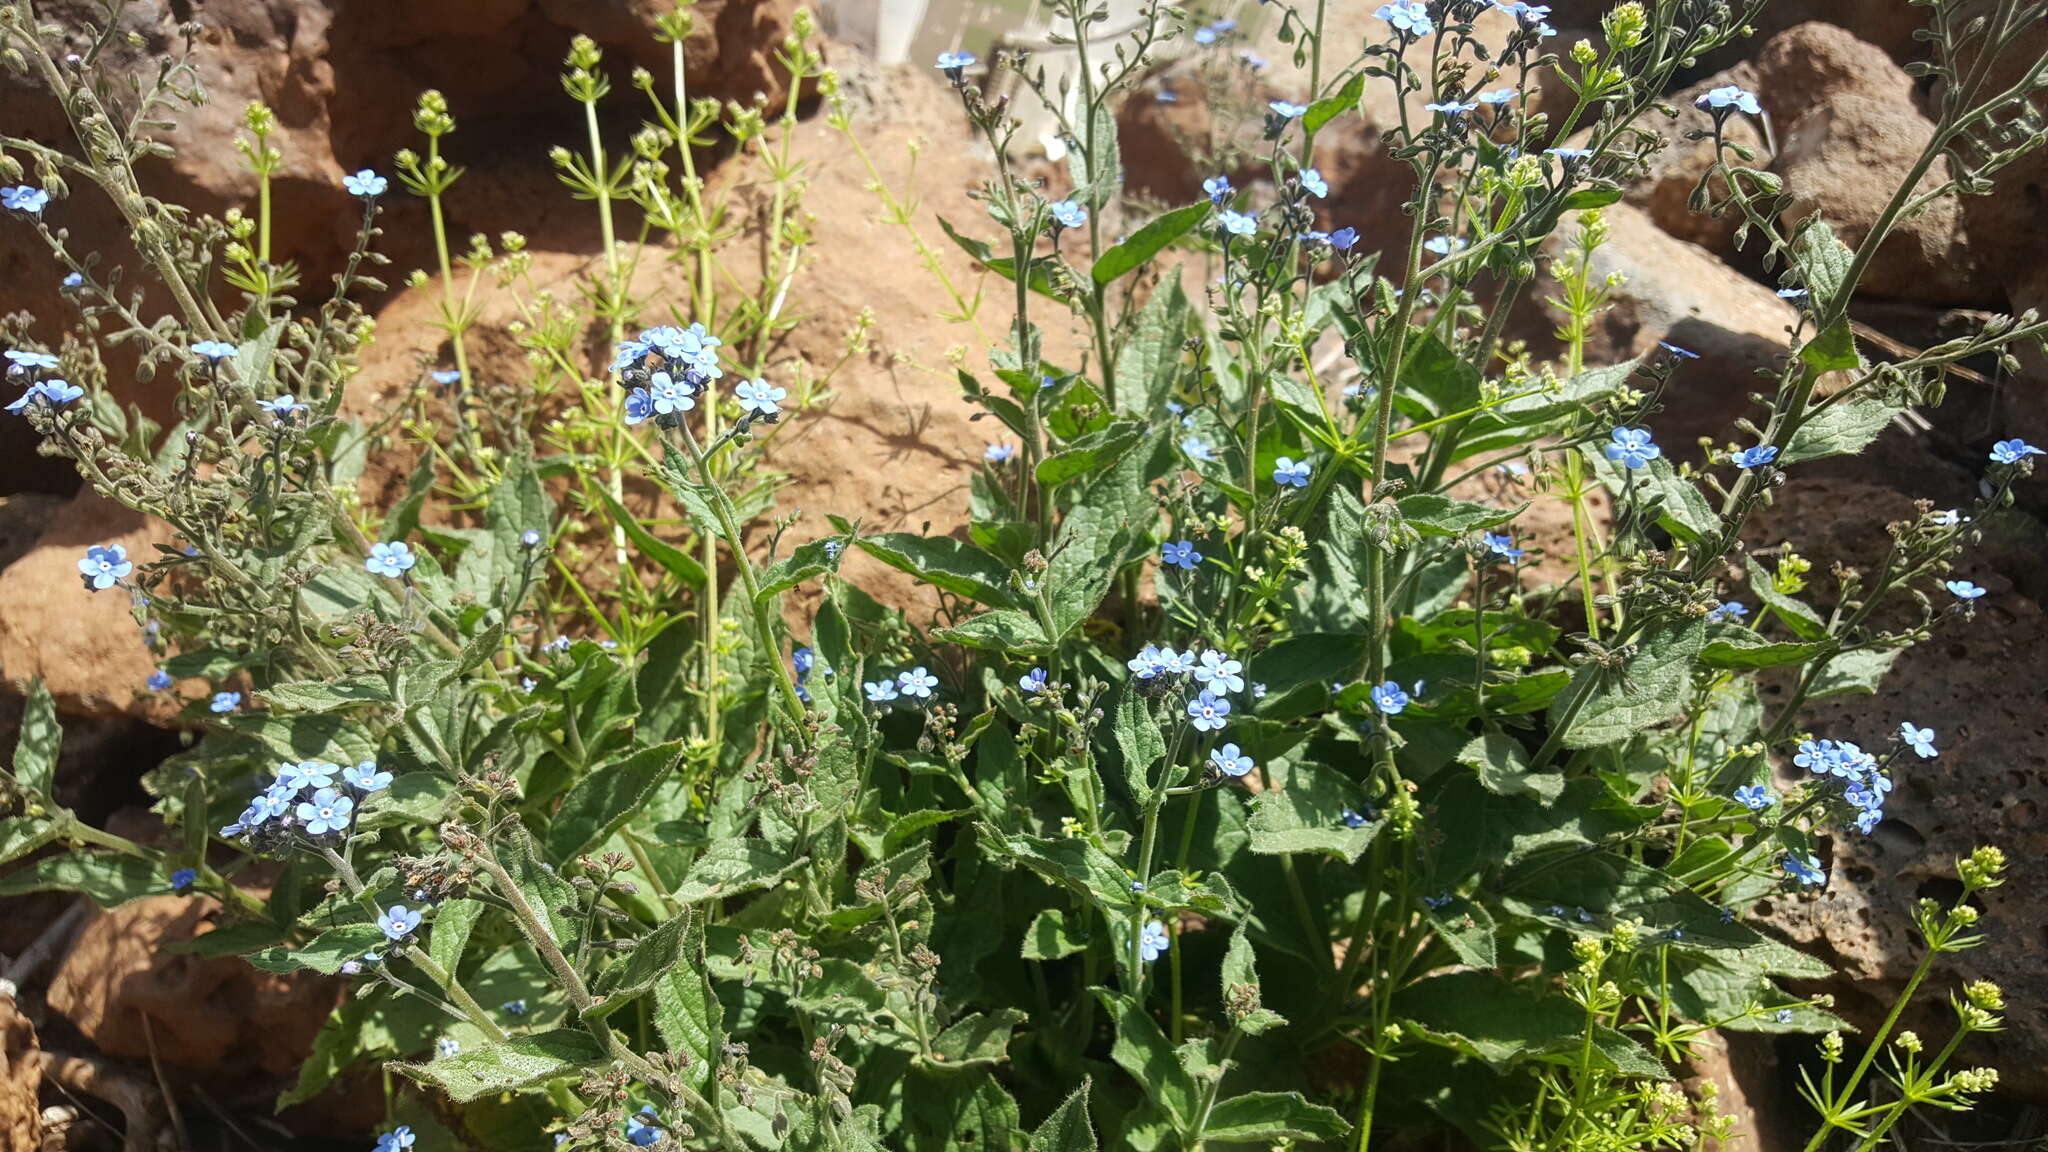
[[1048, 200, 1088, 230], [1019, 667, 1047, 693], [1604, 426, 1661, 470], [1139, 920, 1169, 962], [1696, 85, 1762, 116], [1268, 100, 1306, 119], [275, 760, 336, 795], [365, 540, 416, 578], [78, 544, 131, 590], [1481, 532, 1524, 561], [1707, 601, 1749, 624], [260, 394, 308, 420], [1330, 226, 1360, 251], [936, 50, 977, 78], [1218, 209, 1258, 237], [147, 670, 173, 691], [1946, 579, 1986, 600], [1195, 650, 1244, 694], [648, 370, 696, 417], [1210, 743, 1253, 777], [1989, 438, 2043, 464], [430, 369, 461, 385], [1161, 540, 1202, 570], [0, 186, 50, 214], [1731, 444, 1778, 469], [1188, 690, 1231, 732], [735, 377, 785, 417], [190, 340, 239, 361], [1181, 435, 1217, 462], [1375, 1, 1432, 35], [377, 904, 421, 940], [210, 690, 241, 714], [373, 1125, 417, 1152], [897, 666, 939, 699], [984, 443, 1016, 462], [297, 788, 355, 835], [1899, 722, 1937, 759], [1203, 175, 1233, 205], [1298, 168, 1327, 198], [1477, 88, 1516, 104], [1273, 456, 1311, 488], [1425, 100, 1478, 117], [864, 679, 899, 703], [343, 169, 388, 197], [1781, 854, 1825, 887], [1733, 784, 1772, 810], [1371, 680, 1410, 715], [344, 760, 393, 791]]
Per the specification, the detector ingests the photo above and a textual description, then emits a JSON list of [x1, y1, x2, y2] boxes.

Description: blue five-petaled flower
[[1188, 690, 1231, 732], [1371, 680, 1410, 715], [210, 691, 241, 713], [627, 1107, 665, 1148], [1139, 920, 1169, 962], [1272, 456, 1311, 488], [1733, 784, 1772, 810], [1298, 168, 1328, 198], [147, 670, 173, 691], [1268, 100, 1306, 119], [1019, 667, 1047, 694], [1161, 540, 1203, 570], [1203, 175, 1233, 205], [864, 679, 900, 704], [1209, 743, 1253, 777], [344, 760, 394, 791], [1782, 854, 1825, 887], [1218, 209, 1258, 238], [297, 788, 355, 835], [735, 377, 785, 417], [343, 169, 388, 198], [365, 540, 416, 578], [1482, 532, 1525, 562], [897, 666, 939, 699], [1374, 1, 1433, 36], [1048, 199, 1088, 230], [1731, 444, 1778, 469], [1899, 722, 1937, 759], [170, 867, 197, 891], [1604, 426, 1661, 470], [1696, 85, 1763, 116], [78, 544, 132, 590], [1989, 438, 2044, 464], [1946, 579, 1986, 600], [373, 1125, 417, 1152], [377, 904, 421, 941]]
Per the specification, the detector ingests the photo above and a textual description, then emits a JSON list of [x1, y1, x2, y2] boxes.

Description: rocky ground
[[3, 1, 2047, 1148]]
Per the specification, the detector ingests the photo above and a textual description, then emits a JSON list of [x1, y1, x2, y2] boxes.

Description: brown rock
[[0, 491, 162, 718], [45, 895, 340, 1080], [1757, 23, 1986, 306], [0, 998, 42, 1152]]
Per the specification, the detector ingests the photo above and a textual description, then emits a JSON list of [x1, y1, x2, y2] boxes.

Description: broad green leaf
[[429, 898, 483, 978], [1423, 896, 1498, 969], [1797, 319, 1860, 373], [652, 911, 722, 1090], [0, 851, 161, 907], [1305, 71, 1366, 135], [495, 824, 581, 957], [1093, 203, 1209, 284], [1783, 393, 1900, 464], [1022, 908, 1090, 960], [1245, 761, 1378, 861], [1699, 633, 1832, 669], [13, 680, 59, 795], [1791, 218, 1854, 307], [1037, 420, 1146, 487], [1096, 991, 1200, 1128], [1456, 731, 1562, 802], [1113, 684, 1166, 800], [1808, 647, 1899, 700], [1749, 571, 1829, 641], [1551, 615, 1705, 749], [756, 537, 848, 602], [545, 740, 684, 860], [1394, 334, 1482, 422], [1397, 970, 1667, 1078], [1584, 447, 1718, 544], [590, 910, 693, 1019], [259, 675, 392, 712], [1030, 1080, 1097, 1152], [1111, 271, 1190, 415], [394, 1030, 606, 1102], [595, 486, 706, 588], [1220, 925, 1286, 1035], [673, 840, 805, 904], [278, 1000, 366, 1109], [928, 1008, 1026, 1070], [933, 609, 1050, 653], [1396, 493, 1524, 537], [1200, 1093, 1349, 1144], [247, 924, 388, 975], [848, 531, 1016, 608]]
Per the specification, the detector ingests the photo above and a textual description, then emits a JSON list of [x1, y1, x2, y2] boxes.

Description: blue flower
[[260, 394, 308, 420], [735, 377, 786, 418], [1126, 646, 1167, 679], [170, 867, 197, 890], [1374, 1, 1433, 35], [1423, 234, 1467, 256], [936, 50, 977, 76], [1018, 667, 1047, 694], [6, 378, 81, 413], [1730, 444, 1778, 469], [1209, 17, 1237, 31], [1268, 100, 1306, 119], [1707, 600, 1749, 624], [373, 1126, 417, 1152], [1270, 456, 1312, 488], [897, 666, 939, 699], [1545, 148, 1594, 164], [0, 186, 50, 214], [864, 678, 899, 703], [648, 370, 697, 417], [1048, 199, 1088, 231], [1423, 893, 1453, 910], [78, 544, 132, 590], [1781, 854, 1825, 887], [1370, 680, 1410, 715], [1341, 808, 1371, 829], [1604, 426, 1661, 470], [1161, 540, 1203, 570], [4, 350, 59, 374], [1478, 88, 1517, 105], [1481, 532, 1525, 561], [1139, 920, 1170, 962], [1424, 100, 1478, 117], [1203, 175, 1233, 205], [436, 1037, 460, 1056], [1193, 26, 1217, 44], [365, 540, 416, 578], [343, 169, 388, 197], [430, 369, 462, 385], [344, 761, 393, 791], [1696, 85, 1762, 116], [147, 670, 173, 691], [1657, 340, 1699, 360], [1899, 722, 1937, 759], [297, 787, 355, 835], [1218, 209, 1258, 237], [190, 340, 239, 361], [1180, 435, 1217, 462], [1946, 579, 1986, 600], [1778, 287, 1809, 300], [1298, 168, 1328, 198], [377, 904, 422, 941], [1774, 1008, 1795, 1024], [627, 1107, 665, 1147], [1989, 438, 2044, 464], [1188, 690, 1231, 732], [1733, 784, 1772, 810], [1237, 50, 1269, 69], [1156, 87, 1178, 103], [623, 386, 655, 424], [1330, 226, 1360, 251], [520, 529, 543, 550], [275, 760, 336, 794], [1158, 648, 1196, 676], [1195, 650, 1245, 694], [1210, 743, 1253, 777], [984, 443, 1016, 462]]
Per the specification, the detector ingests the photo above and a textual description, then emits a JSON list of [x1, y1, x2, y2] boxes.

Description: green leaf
[[1797, 319, 1860, 373], [496, 824, 581, 957], [429, 898, 483, 978], [1395, 493, 1524, 537], [1456, 731, 1562, 802], [652, 912, 722, 1090], [1037, 420, 1146, 487], [1791, 218, 1855, 307], [1113, 684, 1165, 800], [1552, 615, 1705, 749], [247, 924, 388, 975], [673, 840, 805, 904], [929, 1008, 1026, 1070], [1808, 647, 1899, 700], [1093, 203, 1210, 284], [756, 537, 848, 602], [1245, 761, 1379, 861], [1561, 185, 1625, 210], [259, 675, 392, 712], [1220, 925, 1286, 1035], [0, 851, 160, 907], [1699, 633, 1832, 669], [1423, 897, 1498, 969], [933, 609, 1050, 653], [1584, 446, 1719, 543], [13, 679, 59, 795], [1097, 991, 1200, 1128], [938, 216, 1062, 302], [1029, 1081, 1097, 1152], [1749, 571, 1829, 641], [278, 1000, 364, 1109], [1305, 71, 1366, 135], [1111, 272, 1190, 415], [595, 487, 706, 588], [849, 531, 1016, 608], [590, 910, 693, 1019], [394, 1030, 606, 1102], [1783, 393, 1899, 464], [1201, 1093, 1349, 1144], [1022, 908, 1090, 960], [1397, 970, 1668, 1078], [545, 740, 684, 860]]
